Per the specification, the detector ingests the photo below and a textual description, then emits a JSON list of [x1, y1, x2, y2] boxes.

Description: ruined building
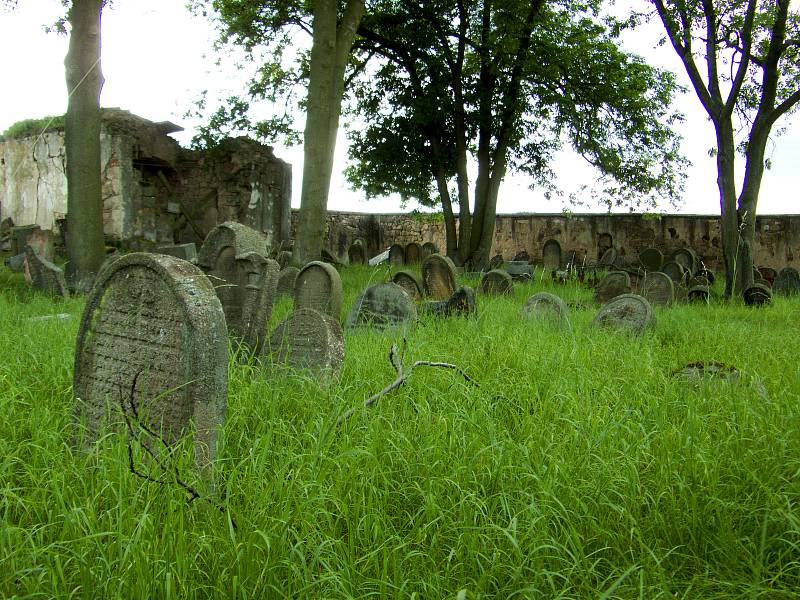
[[0, 108, 292, 248]]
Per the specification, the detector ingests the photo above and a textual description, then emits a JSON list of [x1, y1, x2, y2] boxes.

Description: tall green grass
[[1, 265, 798, 598]]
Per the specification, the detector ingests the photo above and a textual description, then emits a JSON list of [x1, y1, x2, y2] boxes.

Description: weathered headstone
[[157, 243, 198, 263], [236, 253, 280, 354], [743, 283, 772, 306], [757, 267, 777, 286], [346, 282, 417, 329], [73, 253, 228, 466], [593, 271, 631, 303], [592, 294, 655, 335], [521, 292, 569, 326], [347, 239, 366, 265], [405, 242, 421, 264], [687, 275, 710, 289], [268, 308, 344, 375], [638, 247, 663, 272], [23, 246, 69, 297], [4, 252, 26, 272], [672, 248, 697, 275], [321, 248, 341, 266], [542, 239, 562, 271], [294, 261, 343, 319], [421, 242, 439, 259], [697, 268, 715, 285], [422, 254, 458, 300], [419, 285, 476, 318], [504, 261, 533, 280], [512, 250, 531, 263], [661, 261, 687, 285], [12, 225, 54, 260], [489, 254, 504, 270], [687, 284, 710, 302], [388, 244, 406, 267], [392, 270, 424, 300], [773, 267, 800, 296], [598, 247, 617, 268], [479, 269, 514, 295], [276, 266, 299, 297], [641, 271, 674, 307]]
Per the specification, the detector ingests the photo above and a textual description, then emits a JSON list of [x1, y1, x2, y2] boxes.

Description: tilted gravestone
[[420, 285, 476, 318], [422, 254, 458, 300], [157, 243, 197, 263], [23, 246, 69, 297], [348, 239, 366, 265], [687, 283, 711, 302], [598, 247, 618, 268], [346, 282, 417, 329], [672, 248, 698, 275], [521, 292, 569, 326], [687, 275, 710, 289], [593, 271, 631, 304], [405, 242, 421, 264], [542, 239, 562, 271], [294, 261, 343, 319], [421, 242, 439, 259], [661, 261, 687, 285], [276, 266, 299, 297], [388, 244, 406, 267], [592, 293, 655, 335], [744, 283, 772, 307], [489, 254, 504, 270], [773, 267, 800, 296], [268, 308, 344, 375], [236, 253, 280, 354], [641, 271, 674, 307], [73, 253, 228, 466], [12, 225, 54, 261], [479, 269, 514, 295], [392, 270, 424, 300], [757, 267, 777, 286], [638, 247, 663, 272]]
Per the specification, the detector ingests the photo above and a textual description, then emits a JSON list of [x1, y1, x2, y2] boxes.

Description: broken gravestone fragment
[[422, 254, 458, 300], [294, 260, 343, 319], [73, 252, 228, 467], [392, 270, 424, 300], [156, 243, 197, 263], [521, 292, 569, 326], [592, 293, 655, 335], [268, 308, 344, 376], [23, 246, 69, 297], [419, 285, 476, 318], [346, 282, 417, 329]]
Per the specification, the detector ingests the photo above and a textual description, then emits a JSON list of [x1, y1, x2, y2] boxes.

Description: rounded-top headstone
[[687, 284, 710, 302], [73, 253, 228, 466], [773, 267, 800, 296], [348, 239, 367, 265], [661, 261, 687, 285], [542, 239, 562, 271], [641, 271, 674, 307], [388, 244, 406, 267], [593, 271, 631, 303], [479, 269, 514, 295], [521, 292, 569, 326], [592, 293, 655, 335], [598, 247, 618, 268], [421, 242, 439, 259], [743, 283, 772, 307], [489, 254, 504, 270], [392, 270, 424, 300], [268, 308, 344, 375], [346, 282, 417, 329], [197, 221, 269, 269], [405, 242, 422, 264], [294, 261, 343, 319], [638, 247, 663, 272], [422, 254, 458, 300], [672, 248, 697, 275], [276, 266, 300, 297], [757, 267, 777, 285]]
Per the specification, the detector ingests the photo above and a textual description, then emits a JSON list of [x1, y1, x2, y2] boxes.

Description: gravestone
[[773, 267, 800, 296], [592, 294, 655, 335], [687, 284, 710, 302], [268, 308, 344, 375], [346, 282, 417, 329], [598, 247, 617, 268], [4, 253, 25, 272], [392, 270, 424, 300], [479, 270, 514, 295], [388, 244, 406, 267], [198, 222, 269, 269], [421, 242, 439, 259], [489, 254, 504, 270], [277, 250, 293, 269], [504, 261, 533, 280], [521, 292, 569, 326], [512, 250, 530, 263], [661, 261, 687, 285], [405, 242, 421, 264], [157, 243, 197, 263], [294, 261, 343, 319], [687, 275, 710, 289], [542, 240, 562, 271], [640, 272, 674, 306], [638, 248, 663, 272], [593, 271, 631, 303], [12, 225, 54, 261], [757, 267, 777, 285], [422, 254, 458, 299], [697, 267, 715, 284], [743, 283, 772, 307], [420, 286, 476, 318], [321, 248, 341, 266], [73, 253, 228, 466], [276, 266, 299, 297], [23, 246, 69, 297], [236, 253, 280, 354], [672, 248, 697, 275], [348, 239, 366, 265]]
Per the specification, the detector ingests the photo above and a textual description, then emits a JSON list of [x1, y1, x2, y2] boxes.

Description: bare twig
[[337, 342, 479, 426]]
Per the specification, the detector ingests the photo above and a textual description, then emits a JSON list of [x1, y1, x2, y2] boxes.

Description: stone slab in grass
[[641, 271, 674, 307], [744, 283, 772, 306], [593, 271, 631, 304], [504, 260, 533, 280], [23, 245, 69, 297], [479, 269, 514, 295], [294, 260, 343, 319], [392, 270, 424, 300], [592, 293, 655, 335], [422, 254, 458, 299], [419, 285, 476, 318], [521, 292, 569, 326], [268, 308, 344, 375], [346, 282, 417, 329], [73, 252, 228, 467]]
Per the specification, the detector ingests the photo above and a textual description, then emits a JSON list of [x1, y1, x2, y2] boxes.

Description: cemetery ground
[[1, 263, 799, 599]]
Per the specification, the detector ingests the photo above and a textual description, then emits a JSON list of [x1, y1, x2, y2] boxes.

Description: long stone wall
[[301, 210, 800, 271]]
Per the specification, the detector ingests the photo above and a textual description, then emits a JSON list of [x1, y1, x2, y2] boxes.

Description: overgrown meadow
[[1, 264, 799, 599]]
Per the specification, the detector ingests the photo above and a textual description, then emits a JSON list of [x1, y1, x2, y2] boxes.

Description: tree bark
[[713, 120, 739, 298], [294, 0, 365, 265], [64, 0, 105, 292]]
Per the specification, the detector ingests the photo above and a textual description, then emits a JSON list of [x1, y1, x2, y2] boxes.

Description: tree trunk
[[294, 0, 364, 266], [64, 0, 105, 292], [713, 120, 739, 298], [431, 139, 457, 256]]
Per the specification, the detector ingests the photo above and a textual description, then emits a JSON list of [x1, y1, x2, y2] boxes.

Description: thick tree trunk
[[294, 0, 364, 266], [431, 146, 457, 256], [735, 121, 769, 294], [64, 0, 105, 292], [714, 120, 739, 298]]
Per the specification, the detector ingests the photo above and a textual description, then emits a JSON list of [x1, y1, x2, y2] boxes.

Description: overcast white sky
[[1, 0, 797, 215]]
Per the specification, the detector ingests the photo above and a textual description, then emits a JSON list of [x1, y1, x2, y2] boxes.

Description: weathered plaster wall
[[306, 210, 800, 271]]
